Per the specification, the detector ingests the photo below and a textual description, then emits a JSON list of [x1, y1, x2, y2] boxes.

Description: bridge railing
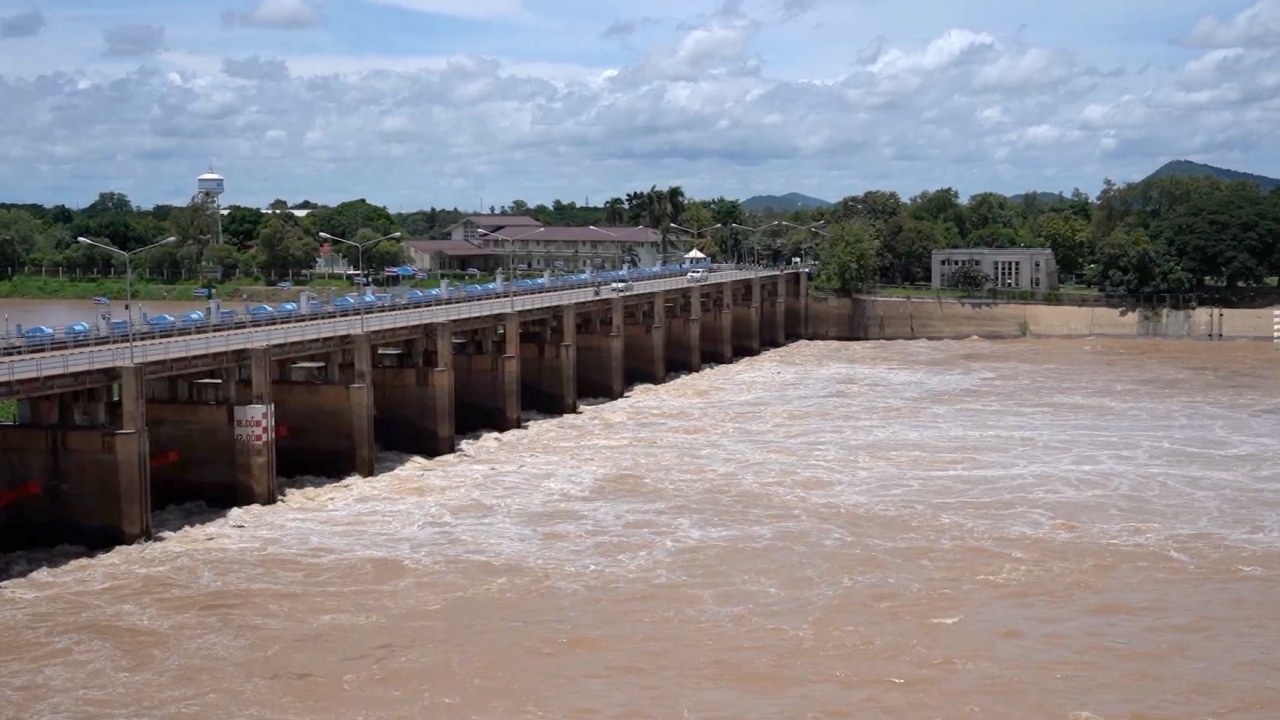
[[0, 263, 752, 358], [0, 268, 788, 385]]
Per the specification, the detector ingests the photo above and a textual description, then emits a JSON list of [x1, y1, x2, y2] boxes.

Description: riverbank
[[0, 275, 451, 303], [811, 294, 1279, 341]]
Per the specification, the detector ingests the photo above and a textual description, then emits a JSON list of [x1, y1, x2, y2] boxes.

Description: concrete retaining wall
[[372, 367, 451, 456], [810, 295, 1279, 341], [0, 427, 140, 549], [146, 403, 235, 507], [273, 383, 354, 477]]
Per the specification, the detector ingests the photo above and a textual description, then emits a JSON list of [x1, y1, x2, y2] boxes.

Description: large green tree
[[814, 221, 880, 293]]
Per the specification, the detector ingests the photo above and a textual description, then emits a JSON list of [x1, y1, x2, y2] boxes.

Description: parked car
[[610, 279, 633, 293], [686, 268, 709, 283]]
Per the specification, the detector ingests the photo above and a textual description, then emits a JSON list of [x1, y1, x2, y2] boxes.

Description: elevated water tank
[[197, 171, 224, 196]]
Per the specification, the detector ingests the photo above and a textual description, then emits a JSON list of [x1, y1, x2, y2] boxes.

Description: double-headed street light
[[318, 231, 401, 332], [476, 227, 544, 310], [586, 226, 646, 271], [730, 222, 782, 267], [780, 221, 828, 266], [76, 235, 177, 363], [318, 231, 401, 291], [669, 223, 723, 263]]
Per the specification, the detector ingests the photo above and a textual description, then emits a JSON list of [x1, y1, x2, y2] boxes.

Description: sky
[[0, 0, 1276, 211]]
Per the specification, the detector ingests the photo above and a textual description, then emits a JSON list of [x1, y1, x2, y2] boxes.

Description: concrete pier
[[0, 366, 150, 550], [273, 335, 375, 478], [577, 297, 625, 399], [624, 291, 666, 386], [372, 324, 455, 457], [234, 348, 277, 504], [666, 288, 702, 373], [731, 280, 762, 357], [762, 277, 786, 348], [454, 314, 521, 433], [140, 349, 275, 509], [701, 287, 734, 365], [0, 269, 806, 553], [520, 306, 578, 416]]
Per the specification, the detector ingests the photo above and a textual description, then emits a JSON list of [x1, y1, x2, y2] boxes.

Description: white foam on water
[[1, 339, 1278, 719]]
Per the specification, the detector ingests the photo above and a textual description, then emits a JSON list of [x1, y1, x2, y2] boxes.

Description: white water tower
[[197, 168, 225, 244], [197, 170, 224, 197]]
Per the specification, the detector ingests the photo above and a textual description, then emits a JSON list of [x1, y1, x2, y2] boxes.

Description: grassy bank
[[0, 399, 14, 423]]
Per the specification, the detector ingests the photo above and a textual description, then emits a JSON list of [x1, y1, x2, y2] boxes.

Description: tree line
[[1, 174, 1277, 294]]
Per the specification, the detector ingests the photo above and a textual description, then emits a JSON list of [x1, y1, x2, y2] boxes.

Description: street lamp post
[[76, 235, 177, 363], [669, 223, 723, 264], [586, 226, 646, 271], [476, 228, 544, 309], [780, 221, 828, 266], [730, 222, 782, 267], [317, 231, 402, 331], [318, 231, 401, 291]]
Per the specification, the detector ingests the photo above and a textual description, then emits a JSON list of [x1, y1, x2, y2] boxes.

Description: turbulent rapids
[[2, 338, 1278, 719]]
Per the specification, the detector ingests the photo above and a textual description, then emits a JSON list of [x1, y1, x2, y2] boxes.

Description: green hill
[[1143, 160, 1278, 192], [741, 192, 832, 212], [1007, 191, 1069, 205]]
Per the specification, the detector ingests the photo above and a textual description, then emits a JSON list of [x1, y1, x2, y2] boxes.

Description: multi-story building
[[404, 239, 500, 274], [437, 216, 677, 272], [932, 248, 1058, 290], [442, 215, 544, 243]]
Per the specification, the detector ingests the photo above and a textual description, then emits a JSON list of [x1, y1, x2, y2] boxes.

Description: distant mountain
[[1143, 160, 1279, 192], [741, 192, 832, 212], [1007, 191, 1069, 205]]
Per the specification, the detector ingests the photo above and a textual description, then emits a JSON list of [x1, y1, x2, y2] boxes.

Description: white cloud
[[222, 0, 323, 30], [364, 0, 525, 20], [0, 0, 1277, 208], [1178, 0, 1280, 48]]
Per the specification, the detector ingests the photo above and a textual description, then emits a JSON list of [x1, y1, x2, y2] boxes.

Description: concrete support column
[[799, 270, 809, 340], [116, 364, 151, 543], [651, 291, 666, 384], [719, 304, 733, 363], [689, 288, 702, 372], [234, 347, 277, 505], [432, 323, 455, 454], [408, 335, 426, 367], [326, 350, 343, 383], [351, 334, 376, 477], [558, 305, 578, 414], [502, 313, 521, 430], [775, 291, 787, 347], [749, 276, 762, 353], [223, 365, 241, 404], [609, 297, 625, 398]]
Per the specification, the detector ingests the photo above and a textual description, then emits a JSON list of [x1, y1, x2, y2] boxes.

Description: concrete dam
[[0, 269, 808, 552]]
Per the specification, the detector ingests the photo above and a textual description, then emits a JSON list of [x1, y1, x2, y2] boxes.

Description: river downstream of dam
[[2, 338, 1278, 719]]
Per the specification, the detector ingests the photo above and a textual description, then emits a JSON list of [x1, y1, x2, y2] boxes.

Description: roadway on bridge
[[0, 270, 778, 385]]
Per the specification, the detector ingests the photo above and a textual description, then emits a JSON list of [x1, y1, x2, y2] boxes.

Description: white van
[[686, 268, 709, 283]]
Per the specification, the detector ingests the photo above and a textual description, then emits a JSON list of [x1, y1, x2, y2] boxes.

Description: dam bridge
[[0, 268, 808, 551]]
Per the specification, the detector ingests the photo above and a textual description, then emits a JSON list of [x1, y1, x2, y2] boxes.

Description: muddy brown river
[[1, 338, 1278, 719]]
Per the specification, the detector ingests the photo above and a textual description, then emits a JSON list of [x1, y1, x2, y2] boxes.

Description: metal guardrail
[[0, 268, 783, 384], [0, 265, 711, 357]]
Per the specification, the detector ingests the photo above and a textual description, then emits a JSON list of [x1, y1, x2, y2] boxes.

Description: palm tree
[[665, 185, 686, 227], [603, 197, 625, 226], [692, 230, 718, 257], [646, 185, 672, 262], [624, 191, 648, 225]]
